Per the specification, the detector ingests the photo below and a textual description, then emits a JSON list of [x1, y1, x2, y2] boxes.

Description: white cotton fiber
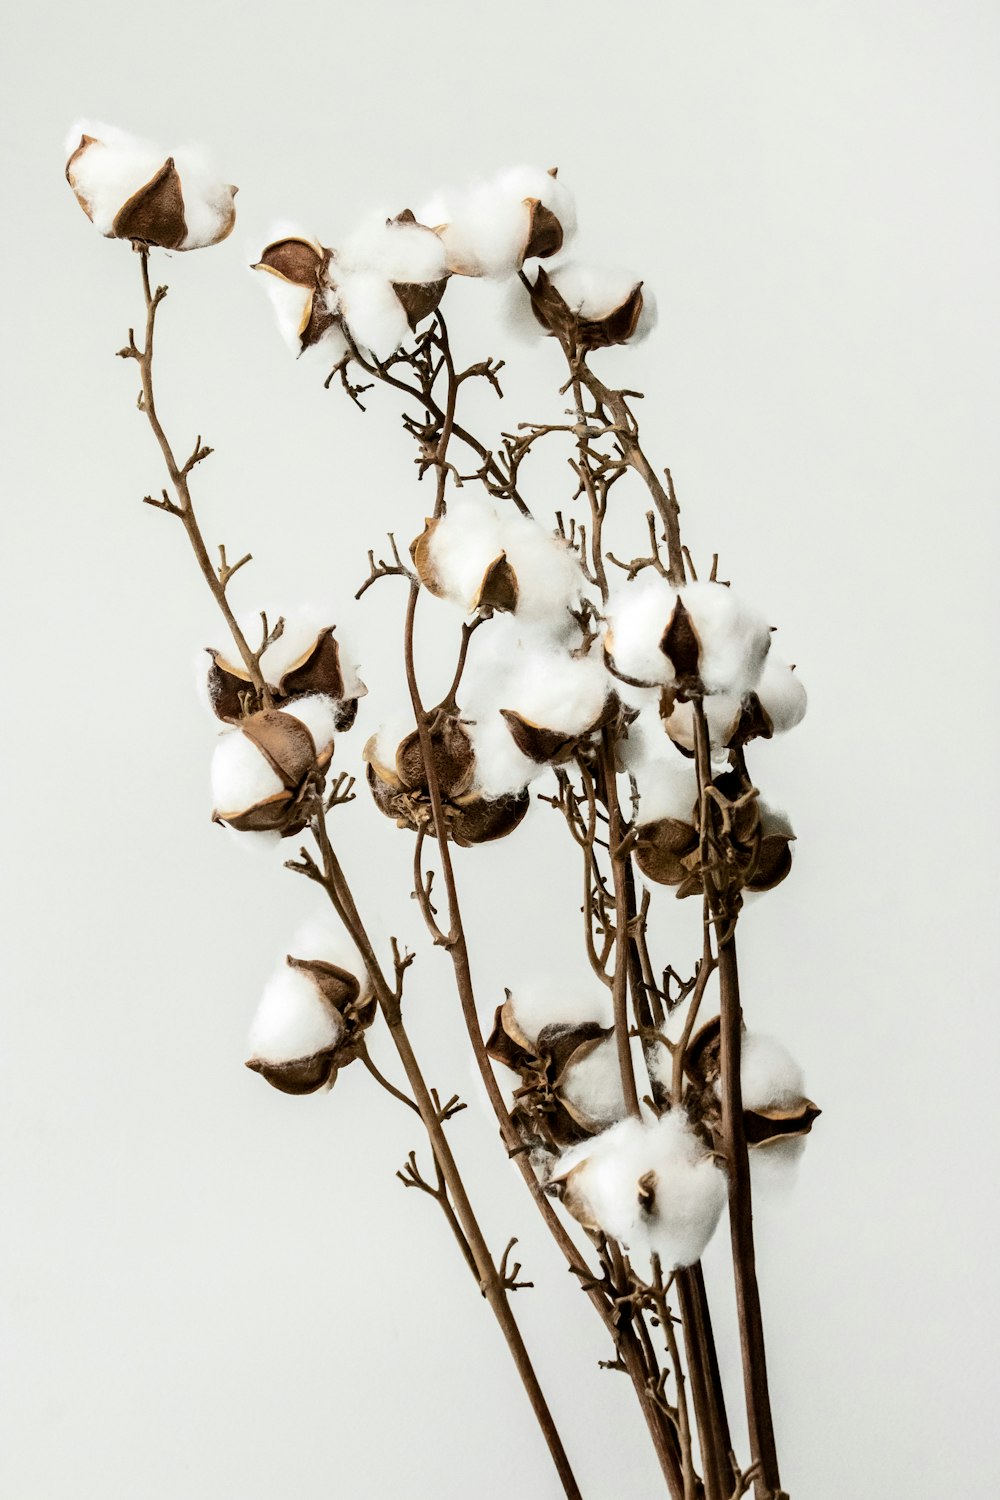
[[502, 644, 610, 733], [755, 655, 807, 733], [337, 213, 448, 284], [605, 573, 677, 686], [633, 751, 699, 826], [545, 261, 640, 320], [282, 694, 338, 755], [496, 510, 584, 628], [211, 727, 284, 813], [255, 271, 347, 363], [560, 1037, 627, 1130], [247, 962, 343, 1066], [507, 980, 613, 1047], [426, 497, 508, 610], [557, 1111, 727, 1269], [421, 164, 575, 279], [332, 271, 410, 358], [464, 710, 540, 798], [678, 582, 772, 696], [739, 1033, 805, 1111], [170, 144, 236, 249], [65, 120, 166, 237]]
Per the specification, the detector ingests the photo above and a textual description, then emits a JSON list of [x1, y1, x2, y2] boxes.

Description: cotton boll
[[679, 582, 772, 696], [739, 1033, 805, 1111], [755, 655, 807, 733], [247, 962, 343, 1067], [496, 510, 585, 629], [421, 165, 574, 279], [557, 1111, 727, 1269], [258, 605, 362, 699], [333, 271, 410, 358], [65, 121, 165, 236], [425, 497, 507, 610], [256, 271, 347, 361], [559, 1037, 626, 1130], [546, 262, 643, 322], [211, 726, 284, 814], [605, 573, 677, 686], [502, 645, 610, 735], [507, 980, 613, 1047], [494, 165, 577, 248], [282, 694, 338, 756], [338, 213, 448, 283]]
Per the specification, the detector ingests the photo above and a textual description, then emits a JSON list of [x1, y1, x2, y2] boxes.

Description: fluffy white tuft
[[421, 164, 575, 279], [605, 572, 678, 686], [211, 727, 283, 814], [739, 1033, 805, 1111], [171, 143, 236, 249], [247, 962, 343, 1066], [331, 271, 410, 358], [282, 693, 338, 755], [545, 261, 642, 320], [560, 1037, 627, 1130], [257, 605, 364, 702], [464, 710, 540, 798], [755, 655, 807, 733], [337, 213, 448, 284], [506, 980, 613, 1047], [680, 582, 772, 696], [501, 644, 610, 733], [557, 1112, 727, 1269], [426, 497, 583, 628], [65, 121, 166, 237]]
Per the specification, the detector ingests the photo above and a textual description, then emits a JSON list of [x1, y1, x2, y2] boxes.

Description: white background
[[2, 2, 998, 1496]]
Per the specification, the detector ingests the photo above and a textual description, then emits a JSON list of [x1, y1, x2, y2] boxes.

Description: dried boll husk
[[211, 708, 332, 837], [245, 951, 376, 1096], [66, 124, 237, 250], [634, 815, 700, 887], [206, 626, 364, 732], [252, 234, 338, 354], [364, 717, 528, 846], [526, 264, 648, 350]]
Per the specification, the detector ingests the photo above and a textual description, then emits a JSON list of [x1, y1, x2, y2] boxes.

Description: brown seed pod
[[528, 265, 646, 351]]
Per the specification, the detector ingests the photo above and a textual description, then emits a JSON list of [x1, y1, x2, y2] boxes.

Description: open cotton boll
[[559, 1037, 626, 1130], [506, 979, 613, 1047], [421, 165, 574, 279], [496, 510, 585, 628], [258, 605, 363, 699], [679, 582, 772, 696], [605, 572, 678, 686], [211, 726, 285, 813], [65, 120, 166, 236], [337, 213, 448, 283], [755, 655, 807, 733], [425, 497, 507, 610], [557, 1112, 727, 1269], [247, 963, 343, 1067], [739, 1033, 806, 1111], [546, 261, 643, 322], [503, 645, 610, 734], [332, 271, 410, 358], [282, 694, 338, 755], [257, 271, 347, 362]]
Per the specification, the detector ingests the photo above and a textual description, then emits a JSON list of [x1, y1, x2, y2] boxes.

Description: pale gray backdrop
[[2, 2, 998, 1496]]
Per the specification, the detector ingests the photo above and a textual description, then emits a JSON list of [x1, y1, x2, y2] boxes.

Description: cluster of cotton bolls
[[245, 918, 376, 1095], [65, 121, 237, 250], [203, 608, 364, 844]]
